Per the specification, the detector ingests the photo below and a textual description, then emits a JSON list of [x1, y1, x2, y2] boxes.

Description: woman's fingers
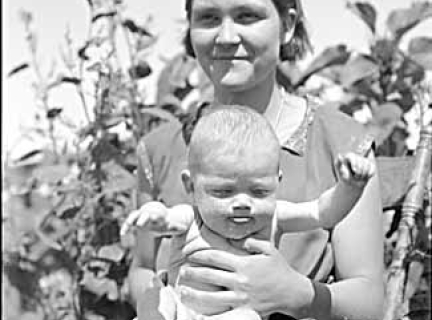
[[243, 237, 277, 255], [179, 285, 244, 311], [202, 308, 261, 320], [187, 249, 241, 271], [180, 266, 238, 288]]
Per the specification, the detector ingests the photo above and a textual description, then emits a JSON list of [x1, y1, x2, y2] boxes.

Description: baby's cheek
[[256, 201, 276, 218]]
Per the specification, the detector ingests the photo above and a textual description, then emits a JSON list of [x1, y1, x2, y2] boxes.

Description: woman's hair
[[183, 0, 312, 62]]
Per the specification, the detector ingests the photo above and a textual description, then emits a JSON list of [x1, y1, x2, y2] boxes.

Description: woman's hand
[[178, 237, 314, 318]]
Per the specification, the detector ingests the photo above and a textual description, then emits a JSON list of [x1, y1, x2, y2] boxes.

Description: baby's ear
[[181, 169, 194, 194]]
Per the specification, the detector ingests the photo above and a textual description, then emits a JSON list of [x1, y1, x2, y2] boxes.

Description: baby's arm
[[120, 202, 195, 237], [277, 152, 375, 232]]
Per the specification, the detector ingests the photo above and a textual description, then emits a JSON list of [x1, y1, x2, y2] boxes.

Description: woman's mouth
[[213, 55, 248, 61]]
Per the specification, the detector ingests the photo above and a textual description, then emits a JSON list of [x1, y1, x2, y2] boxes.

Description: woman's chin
[[216, 76, 253, 92]]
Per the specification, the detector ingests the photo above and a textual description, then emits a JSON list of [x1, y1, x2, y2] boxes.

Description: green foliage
[[278, 1, 432, 156], [3, 1, 180, 319]]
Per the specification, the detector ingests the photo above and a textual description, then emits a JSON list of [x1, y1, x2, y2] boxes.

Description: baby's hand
[[336, 152, 375, 188], [120, 201, 170, 236]]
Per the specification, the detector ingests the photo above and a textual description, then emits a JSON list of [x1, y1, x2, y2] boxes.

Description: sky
[[3, 0, 432, 159]]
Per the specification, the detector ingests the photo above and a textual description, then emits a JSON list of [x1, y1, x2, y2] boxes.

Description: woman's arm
[[325, 155, 385, 320], [291, 156, 384, 320]]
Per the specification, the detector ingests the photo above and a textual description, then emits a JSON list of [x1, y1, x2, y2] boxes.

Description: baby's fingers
[[120, 209, 141, 236], [336, 154, 351, 181], [360, 159, 376, 179], [348, 155, 375, 180], [136, 209, 151, 228]]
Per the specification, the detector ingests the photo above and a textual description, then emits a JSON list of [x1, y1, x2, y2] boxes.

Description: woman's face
[[189, 0, 285, 92]]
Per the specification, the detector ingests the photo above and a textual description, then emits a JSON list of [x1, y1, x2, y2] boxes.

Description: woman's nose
[[215, 19, 240, 45]]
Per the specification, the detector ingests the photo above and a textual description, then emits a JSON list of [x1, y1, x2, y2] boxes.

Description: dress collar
[[280, 94, 320, 156]]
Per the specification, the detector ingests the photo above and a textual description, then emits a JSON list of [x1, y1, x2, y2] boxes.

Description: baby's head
[[181, 105, 281, 240]]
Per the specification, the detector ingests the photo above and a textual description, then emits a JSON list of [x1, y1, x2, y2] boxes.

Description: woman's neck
[[212, 74, 283, 128], [212, 76, 308, 145]]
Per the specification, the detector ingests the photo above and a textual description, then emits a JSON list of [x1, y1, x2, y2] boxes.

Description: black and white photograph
[[2, 1, 432, 319]]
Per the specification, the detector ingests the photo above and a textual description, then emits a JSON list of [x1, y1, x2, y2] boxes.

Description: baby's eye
[[211, 189, 233, 198], [251, 189, 270, 198]]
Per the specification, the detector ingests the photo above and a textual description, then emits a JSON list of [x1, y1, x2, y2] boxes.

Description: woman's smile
[[190, 0, 283, 92]]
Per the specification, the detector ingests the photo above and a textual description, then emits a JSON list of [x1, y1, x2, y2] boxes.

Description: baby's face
[[191, 147, 280, 240]]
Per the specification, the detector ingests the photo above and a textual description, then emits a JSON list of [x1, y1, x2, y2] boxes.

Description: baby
[[121, 105, 375, 320]]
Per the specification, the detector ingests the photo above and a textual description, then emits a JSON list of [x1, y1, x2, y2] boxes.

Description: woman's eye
[[193, 13, 220, 26], [236, 12, 260, 24]]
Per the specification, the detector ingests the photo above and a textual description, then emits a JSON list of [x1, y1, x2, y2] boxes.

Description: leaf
[[387, 2, 432, 42], [371, 39, 397, 63], [101, 161, 135, 193], [101, 117, 124, 130], [60, 206, 81, 219], [97, 244, 125, 263], [397, 57, 425, 84], [408, 37, 432, 69], [91, 138, 122, 164], [80, 270, 119, 300], [46, 108, 63, 119], [92, 11, 116, 23], [140, 107, 179, 123], [8, 63, 29, 78], [294, 45, 351, 87], [53, 189, 86, 219], [12, 149, 44, 167], [338, 54, 379, 88], [122, 19, 152, 36], [60, 76, 81, 85], [347, 1, 377, 33], [350, 78, 382, 102], [33, 162, 70, 184], [376, 156, 415, 209], [78, 42, 91, 61], [339, 98, 366, 116], [128, 61, 152, 79], [366, 102, 403, 146], [276, 61, 303, 88]]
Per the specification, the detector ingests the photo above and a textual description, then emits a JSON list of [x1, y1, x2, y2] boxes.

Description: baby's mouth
[[228, 215, 253, 224]]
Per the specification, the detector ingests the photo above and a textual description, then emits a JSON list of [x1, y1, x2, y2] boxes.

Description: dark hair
[[183, 0, 312, 62]]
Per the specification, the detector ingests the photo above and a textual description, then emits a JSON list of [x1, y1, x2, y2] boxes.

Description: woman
[[127, 0, 384, 319]]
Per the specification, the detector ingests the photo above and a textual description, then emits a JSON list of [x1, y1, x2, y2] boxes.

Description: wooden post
[[384, 124, 432, 320]]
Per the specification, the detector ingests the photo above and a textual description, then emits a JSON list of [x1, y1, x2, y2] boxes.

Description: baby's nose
[[232, 194, 252, 210]]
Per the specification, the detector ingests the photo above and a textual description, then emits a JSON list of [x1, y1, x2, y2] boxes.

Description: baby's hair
[[188, 105, 280, 174]]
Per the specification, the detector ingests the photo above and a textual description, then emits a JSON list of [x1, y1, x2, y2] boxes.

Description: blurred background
[[2, 1, 432, 320], [4, 0, 431, 157]]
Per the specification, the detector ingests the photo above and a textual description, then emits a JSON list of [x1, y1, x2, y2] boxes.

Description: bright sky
[[3, 0, 431, 158]]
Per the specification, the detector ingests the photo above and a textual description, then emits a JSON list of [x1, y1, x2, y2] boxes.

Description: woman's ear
[[181, 169, 194, 194], [281, 8, 298, 45], [278, 169, 283, 182]]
